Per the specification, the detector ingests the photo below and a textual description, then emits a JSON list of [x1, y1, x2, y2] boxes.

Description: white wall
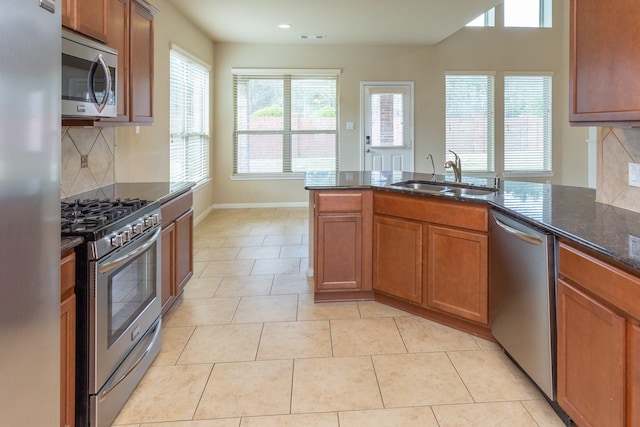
[[209, 1, 589, 205], [113, 0, 590, 210]]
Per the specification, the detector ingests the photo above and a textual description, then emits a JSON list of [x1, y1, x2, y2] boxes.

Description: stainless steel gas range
[[62, 192, 162, 427]]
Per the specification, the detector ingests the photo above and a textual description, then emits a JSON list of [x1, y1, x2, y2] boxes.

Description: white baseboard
[[194, 204, 216, 226]]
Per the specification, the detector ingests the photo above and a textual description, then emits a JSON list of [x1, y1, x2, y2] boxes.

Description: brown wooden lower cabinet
[[313, 190, 373, 300], [630, 322, 640, 427], [160, 190, 194, 314], [557, 279, 625, 427], [426, 225, 488, 324], [372, 215, 423, 304], [60, 249, 76, 427]]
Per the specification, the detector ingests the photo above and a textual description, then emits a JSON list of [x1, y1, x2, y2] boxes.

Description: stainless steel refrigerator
[[0, 1, 61, 426]]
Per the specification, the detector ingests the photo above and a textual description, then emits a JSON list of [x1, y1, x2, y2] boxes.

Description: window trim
[[231, 68, 341, 179]]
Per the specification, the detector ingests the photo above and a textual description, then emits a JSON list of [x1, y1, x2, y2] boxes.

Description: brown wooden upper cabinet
[[62, 0, 109, 43], [101, 0, 157, 125], [570, 0, 640, 124]]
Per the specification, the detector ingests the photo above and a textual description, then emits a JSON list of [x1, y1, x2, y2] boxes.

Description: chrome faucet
[[444, 150, 462, 183], [426, 154, 436, 180]]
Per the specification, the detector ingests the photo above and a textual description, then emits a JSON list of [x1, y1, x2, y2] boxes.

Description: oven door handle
[[99, 227, 161, 274]]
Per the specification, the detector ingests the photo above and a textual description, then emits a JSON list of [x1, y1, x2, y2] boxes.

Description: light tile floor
[[112, 207, 566, 427]]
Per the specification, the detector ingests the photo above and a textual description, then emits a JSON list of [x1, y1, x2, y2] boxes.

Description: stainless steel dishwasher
[[489, 209, 556, 400]]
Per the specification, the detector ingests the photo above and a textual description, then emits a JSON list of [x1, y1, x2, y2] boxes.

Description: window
[[169, 46, 210, 184], [504, 74, 552, 173], [466, 8, 495, 27], [504, 0, 551, 28], [233, 70, 339, 177], [445, 74, 495, 172]]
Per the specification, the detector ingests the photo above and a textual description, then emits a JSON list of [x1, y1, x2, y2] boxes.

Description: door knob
[[365, 149, 371, 153]]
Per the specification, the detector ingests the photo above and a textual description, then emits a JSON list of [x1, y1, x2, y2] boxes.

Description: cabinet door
[[61, 0, 76, 29], [557, 280, 625, 427], [129, 1, 154, 123], [60, 294, 76, 427], [570, 0, 640, 123], [373, 215, 423, 304], [316, 214, 362, 291], [174, 209, 194, 295], [76, 0, 109, 42], [105, 0, 130, 122], [630, 323, 640, 427], [161, 223, 175, 314], [426, 225, 487, 324]]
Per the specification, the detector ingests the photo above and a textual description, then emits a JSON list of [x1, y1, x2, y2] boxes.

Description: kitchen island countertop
[[305, 171, 640, 273]]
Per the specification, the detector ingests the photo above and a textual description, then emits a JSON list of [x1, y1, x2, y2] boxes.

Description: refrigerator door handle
[[493, 216, 543, 246]]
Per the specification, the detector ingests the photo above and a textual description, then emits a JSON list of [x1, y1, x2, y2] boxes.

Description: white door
[[361, 82, 414, 172]]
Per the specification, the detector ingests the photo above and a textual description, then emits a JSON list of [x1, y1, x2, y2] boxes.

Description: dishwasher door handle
[[493, 216, 543, 246]]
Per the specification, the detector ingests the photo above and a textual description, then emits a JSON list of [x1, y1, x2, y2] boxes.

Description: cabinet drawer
[[559, 243, 640, 321], [61, 250, 76, 301], [161, 190, 193, 225], [373, 191, 488, 232], [316, 191, 365, 213]]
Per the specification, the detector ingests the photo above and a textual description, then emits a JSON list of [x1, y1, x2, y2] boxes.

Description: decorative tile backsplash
[[597, 127, 640, 212], [61, 126, 115, 198]]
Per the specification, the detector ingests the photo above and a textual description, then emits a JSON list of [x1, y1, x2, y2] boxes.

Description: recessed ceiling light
[[299, 35, 326, 40], [278, 24, 292, 29]]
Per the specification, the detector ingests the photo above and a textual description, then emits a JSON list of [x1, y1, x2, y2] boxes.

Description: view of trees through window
[[234, 74, 338, 175]]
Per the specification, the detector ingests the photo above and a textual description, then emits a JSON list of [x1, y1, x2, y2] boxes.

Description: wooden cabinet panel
[[62, 0, 109, 42], [60, 250, 76, 427], [160, 190, 194, 314], [129, 1, 154, 123], [630, 323, 640, 427], [426, 225, 488, 324], [60, 293, 76, 427], [104, 0, 130, 122], [373, 191, 488, 232], [313, 191, 372, 299], [570, 0, 640, 123], [316, 215, 362, 290], [175, 209, 194, 295], [161, 222, 175, 314], [557, 280, 625, 427], [373, 215, 423, 304]]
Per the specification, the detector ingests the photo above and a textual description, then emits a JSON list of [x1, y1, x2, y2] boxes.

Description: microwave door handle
[[88, 54, 112, 113]]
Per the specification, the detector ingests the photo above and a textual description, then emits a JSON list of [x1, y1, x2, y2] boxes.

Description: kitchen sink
[[392, 181, 452, 193], [390, 180, 497, 197]]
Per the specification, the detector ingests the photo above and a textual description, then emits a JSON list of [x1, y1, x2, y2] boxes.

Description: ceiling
[[165, 0, 501, 46]]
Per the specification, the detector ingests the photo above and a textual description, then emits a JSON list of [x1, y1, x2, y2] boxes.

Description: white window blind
[[170, 46, 210, 184], [233, 70, 339, 176], [445, 74, 495, 172], [504, 75, 552, 173]]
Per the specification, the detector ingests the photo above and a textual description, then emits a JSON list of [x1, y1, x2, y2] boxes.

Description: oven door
[[90, 226, 161, 394]]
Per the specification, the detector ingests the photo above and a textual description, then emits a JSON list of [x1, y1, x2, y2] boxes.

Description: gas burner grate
[[61, 198, 150, 234]]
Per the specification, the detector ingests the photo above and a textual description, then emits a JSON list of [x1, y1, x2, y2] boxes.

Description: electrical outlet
[[81, 155, 88, 168], [629, 235, 640, 259], [629, 163, 640, 187]]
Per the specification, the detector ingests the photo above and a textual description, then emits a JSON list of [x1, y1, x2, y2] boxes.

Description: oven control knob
[[133, 222, 144, 235], [122, 230, 132, 243], [151, 213, 160, 226], [111, 234, 124, 247], [144, 216, 153, 227]]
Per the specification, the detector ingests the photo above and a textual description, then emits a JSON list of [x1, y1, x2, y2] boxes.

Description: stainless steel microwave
[[62, 30, 117, 118]]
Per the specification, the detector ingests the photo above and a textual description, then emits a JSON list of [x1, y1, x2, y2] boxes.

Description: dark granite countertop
[[305, 171, 640, 273], [61, 181, 195, 205], [60, 181, 195, 253], [61, 236, 84, 253]]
